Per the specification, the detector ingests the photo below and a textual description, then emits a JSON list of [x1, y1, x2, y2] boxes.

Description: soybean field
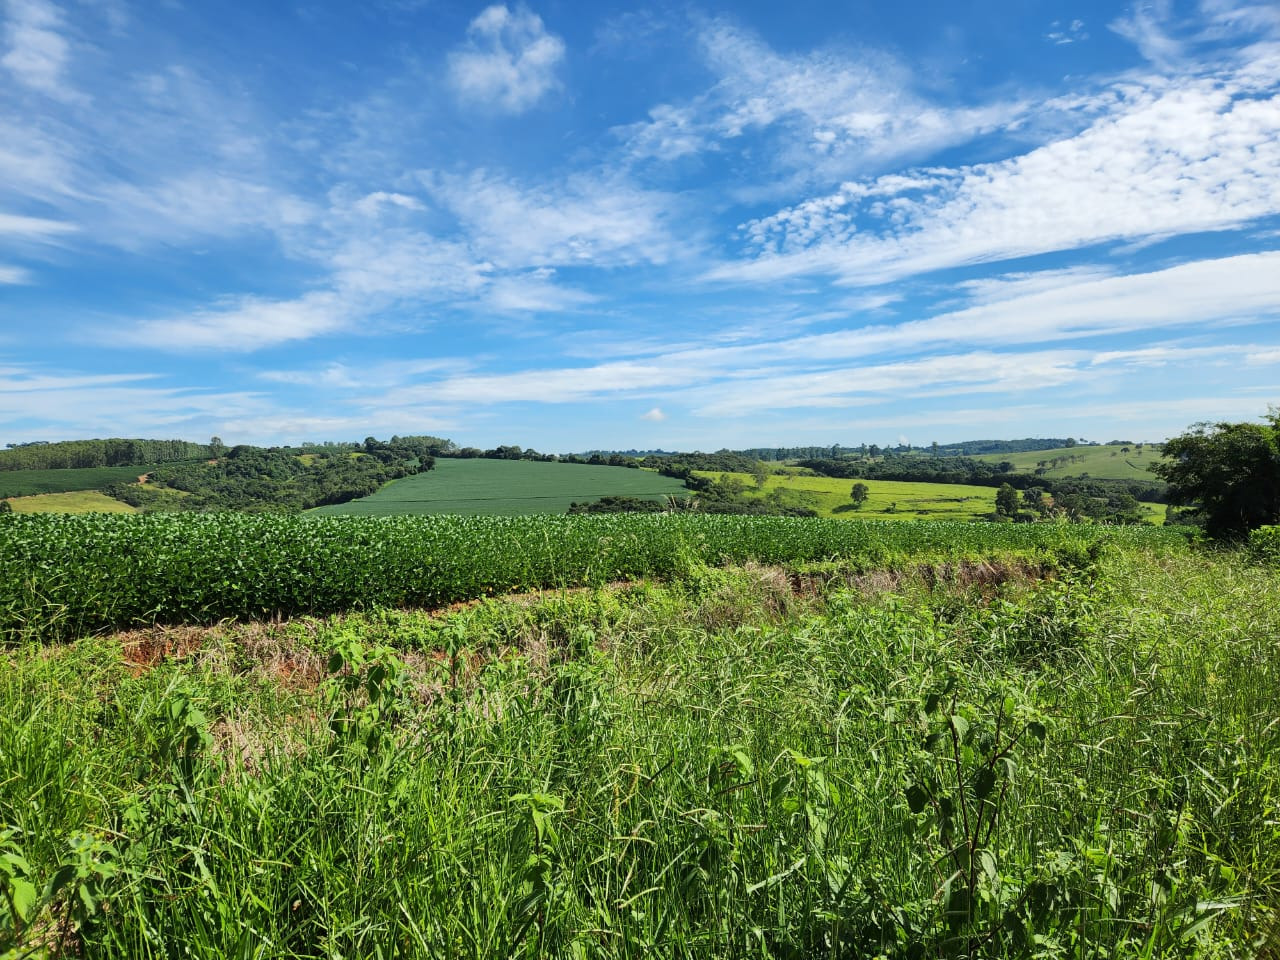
[[313, 457, 689, 516]]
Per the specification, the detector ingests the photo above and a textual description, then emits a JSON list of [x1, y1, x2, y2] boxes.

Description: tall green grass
[[1, 540, 1276, 957]]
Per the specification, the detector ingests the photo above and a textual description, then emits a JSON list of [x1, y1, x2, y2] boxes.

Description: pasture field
[[699, 471, 998, 519], [0, 519, 1275, 958], [0, 465, 151, 499], [972, 444, 1163, 481], [313, 457, 689, 516], [2, 491, 136, 514]]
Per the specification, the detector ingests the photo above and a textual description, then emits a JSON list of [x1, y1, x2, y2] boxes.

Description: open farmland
[[0, 465, 154, 499], [313, 457, 689, 516], [1, 513, 1276, 958], [972, 444, 1164, 481], [699, 471, 998, 519]]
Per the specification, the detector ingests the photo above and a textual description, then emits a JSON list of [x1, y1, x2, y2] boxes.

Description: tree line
[[0, 438, 212, 471], [104, 437, 439, 513]]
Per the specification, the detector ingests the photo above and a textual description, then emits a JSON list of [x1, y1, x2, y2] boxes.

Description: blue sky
[[2, 0, 1279, 451]]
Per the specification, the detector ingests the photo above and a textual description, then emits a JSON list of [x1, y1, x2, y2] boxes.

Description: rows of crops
[[0, 513, 1178, 642]]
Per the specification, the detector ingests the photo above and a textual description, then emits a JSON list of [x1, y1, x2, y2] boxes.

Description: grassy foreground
[[1, 528, 1278, 958]]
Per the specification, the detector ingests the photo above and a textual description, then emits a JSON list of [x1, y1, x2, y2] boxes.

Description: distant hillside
[[589, 440, 1080, 461], [973, 443, 1164, 481]]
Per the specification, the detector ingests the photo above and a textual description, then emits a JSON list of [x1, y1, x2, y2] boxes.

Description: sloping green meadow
[[1, 525, 1276, 958], [698, 471, 999, 519], [972, 445, 1163, 481], [313, 458, 689, 515]]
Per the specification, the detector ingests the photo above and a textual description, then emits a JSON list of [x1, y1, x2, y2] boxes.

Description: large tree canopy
[[1151, 412, 1280, 538]]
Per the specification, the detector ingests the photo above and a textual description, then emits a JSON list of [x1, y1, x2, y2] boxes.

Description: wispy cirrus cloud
[[447, 4, 564, 113], [617, 19, 1025, 179], [424, 169, 688, 269]]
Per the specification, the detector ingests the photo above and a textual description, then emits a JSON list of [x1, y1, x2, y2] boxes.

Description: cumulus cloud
[[640, 406, 666, 421], [448, 4, 564, 113]]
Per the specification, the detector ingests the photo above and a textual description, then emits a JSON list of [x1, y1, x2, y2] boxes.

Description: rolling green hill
[[312, 457, 690, 516], [973, 444, 1165, 481]]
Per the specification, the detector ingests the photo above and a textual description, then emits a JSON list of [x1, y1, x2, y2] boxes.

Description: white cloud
[[120, 292, 348, 352], [100, 174, 315, 245], [1, 0, 76, 99], [619, 20, 1024, 178], [350, 191, 424, 217], [1246, 346, 1280, 364], [718, 64, 1280, 286], [0, 262, 29, 283], [1110, 0, 1184, 67], [0, 210, 77, 239], [426, 169, 685, 268], [485, 272, 597, 312], [447, 4, 564, 113], [688, 350, 1089, 418], [640, 407, 666, 421], [1046, 19, 1089, 45]]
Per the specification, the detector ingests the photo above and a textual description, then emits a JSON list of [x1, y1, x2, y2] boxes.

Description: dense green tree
[[849, 482, 869, 509], [995, 482, 1020, 518], [1151, 412, 1280, 538]]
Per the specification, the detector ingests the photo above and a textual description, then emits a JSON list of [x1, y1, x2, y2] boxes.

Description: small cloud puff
[[448, 4, 564, 114], [1045, 19, 1089, 45], [640, 406, 667, 422]]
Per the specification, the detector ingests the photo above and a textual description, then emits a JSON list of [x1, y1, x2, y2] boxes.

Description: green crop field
[[313, 457, 689, 515], [0, 465, 150, 499], [972, 444, 1165, 481], [699, 471, 998, 519], [1, 512, 1276, 958]]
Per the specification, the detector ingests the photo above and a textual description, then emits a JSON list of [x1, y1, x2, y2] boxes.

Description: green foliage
[[1152, 413, 1280, 538], [1249, 525, 1280, 564]]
